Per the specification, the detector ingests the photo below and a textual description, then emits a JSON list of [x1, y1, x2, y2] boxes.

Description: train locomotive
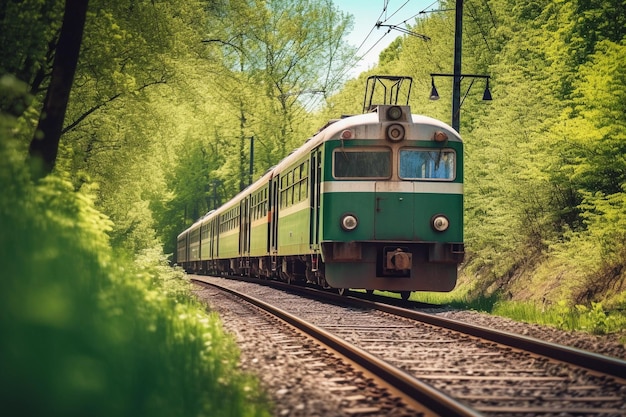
[[177, 76, 464, 299]]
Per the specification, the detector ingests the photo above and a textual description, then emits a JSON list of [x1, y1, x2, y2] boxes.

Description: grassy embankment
[[409, 271, 626, 339], [0, 141, 272, 416]]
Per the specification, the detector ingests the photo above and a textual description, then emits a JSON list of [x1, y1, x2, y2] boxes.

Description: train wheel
[[400, 291, 411, 301]]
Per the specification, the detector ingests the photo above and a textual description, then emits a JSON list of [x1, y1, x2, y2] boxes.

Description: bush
[[0, 140, 270, 416]]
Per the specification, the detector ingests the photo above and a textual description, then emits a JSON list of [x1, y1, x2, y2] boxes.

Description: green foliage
[[0, 0, 64, 92], [330, 0, 626, 309], [575, 302, 615, 335], [554, 300, 579, 331], [558, 40, 626, 196], [0, 132, 270, 416], [225, 4, 350, 136], [4, 0, 625, 326], [500, 300, 625, 335], [459, 2, 626, 303], [412, 286, 626, 336]]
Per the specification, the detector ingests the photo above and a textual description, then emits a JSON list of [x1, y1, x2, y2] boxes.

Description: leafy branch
[[62, 76, 168, 134]]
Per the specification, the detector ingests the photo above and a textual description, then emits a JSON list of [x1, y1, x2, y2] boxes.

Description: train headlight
[[386, 105, 403, 120], [340, 213, 359, 231], [431, 215, 450, 232], [386, 123, 405, 142]]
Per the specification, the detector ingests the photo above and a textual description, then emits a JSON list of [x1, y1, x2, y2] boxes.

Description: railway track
[[192, 275, 626, 416]]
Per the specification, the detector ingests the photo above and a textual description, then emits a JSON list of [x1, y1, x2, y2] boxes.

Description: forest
[[1, 0, 625, 413], [2, 0, 626, 304], [3, 0, 626, 304]]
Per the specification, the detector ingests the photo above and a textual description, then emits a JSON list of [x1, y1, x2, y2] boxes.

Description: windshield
[[399, 149, 456, 180], [333, 149, 391, 179]]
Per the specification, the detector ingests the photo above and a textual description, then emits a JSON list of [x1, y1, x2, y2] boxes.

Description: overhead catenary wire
[[336, 0, 438, 82], [330, 2, 391, 86]]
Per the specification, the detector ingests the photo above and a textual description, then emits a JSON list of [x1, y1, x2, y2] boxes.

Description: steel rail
[[194, 276, 626, 380], [199, 280, 482, 417], [297, 287, 626, 380]]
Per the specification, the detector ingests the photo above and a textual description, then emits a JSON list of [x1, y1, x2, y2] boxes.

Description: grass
[[409, 289, 626, 338], [490, 300, 626, 335], [0, 148, 272, 416]]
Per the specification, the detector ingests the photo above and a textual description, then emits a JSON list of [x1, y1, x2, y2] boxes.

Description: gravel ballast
[[192, 278, 626, 416]]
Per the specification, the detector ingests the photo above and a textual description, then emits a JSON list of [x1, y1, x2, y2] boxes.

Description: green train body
[[177, 103, 464, 296]]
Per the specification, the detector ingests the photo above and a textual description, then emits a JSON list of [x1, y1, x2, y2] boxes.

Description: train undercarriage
[[182, 240, 463, 299], [184, 253, 329, 288]]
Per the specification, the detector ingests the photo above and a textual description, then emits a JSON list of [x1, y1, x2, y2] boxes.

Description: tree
[[251, 0, 354, 154], [27, 0, 89, 179], [0, 0, 63, 101], [201, 0, 355, 191]]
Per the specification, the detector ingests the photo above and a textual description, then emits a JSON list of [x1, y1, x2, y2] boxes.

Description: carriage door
[[209, 218, 215, 259], [214, 214, 220, 259], [239, 198, 250, 259], [374, 182, 414, 240], [309, 148, 322, 247], [269, 175, 280, 256]]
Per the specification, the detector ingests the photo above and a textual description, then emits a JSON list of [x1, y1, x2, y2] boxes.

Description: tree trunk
[[27, 0, 89, 180]]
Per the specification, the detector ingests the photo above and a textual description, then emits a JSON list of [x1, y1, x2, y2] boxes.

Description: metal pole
[[249, 136, 254, 186], [452, 0, 463, 132]]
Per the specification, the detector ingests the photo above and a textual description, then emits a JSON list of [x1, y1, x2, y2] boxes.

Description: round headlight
[[386, 123, 405, 142], [340, 214, 358, 231], [431, 215, 450, 232], [386, 105, 403, 120]]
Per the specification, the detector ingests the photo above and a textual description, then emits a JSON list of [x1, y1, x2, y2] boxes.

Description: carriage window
[[279, 162, 310, 208], [333, 149, 391, 178], [399, 149, 456, 180]]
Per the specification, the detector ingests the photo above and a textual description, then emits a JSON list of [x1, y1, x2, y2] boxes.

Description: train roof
[[272, 105, 461, 173], [178, 106, 461, 237], [211, 168, 274, 215], [178, 168, 274, 237]]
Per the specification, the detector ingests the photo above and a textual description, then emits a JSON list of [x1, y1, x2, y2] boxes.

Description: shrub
[[0, 140, 270, 416]]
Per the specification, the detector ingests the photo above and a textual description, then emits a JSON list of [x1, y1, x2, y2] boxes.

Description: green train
[[177, 77, 464, 299]]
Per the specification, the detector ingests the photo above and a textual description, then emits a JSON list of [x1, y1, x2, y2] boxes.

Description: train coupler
[[383, 247, 411, 277]]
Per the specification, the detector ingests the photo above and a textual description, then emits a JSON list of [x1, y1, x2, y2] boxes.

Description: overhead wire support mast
[[375, 22, 431, 41], [452, 0, 463, 133], [427, 0, 491, 133]]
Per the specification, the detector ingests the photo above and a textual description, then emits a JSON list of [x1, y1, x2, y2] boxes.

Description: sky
[[332, 0, 438, 77]]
